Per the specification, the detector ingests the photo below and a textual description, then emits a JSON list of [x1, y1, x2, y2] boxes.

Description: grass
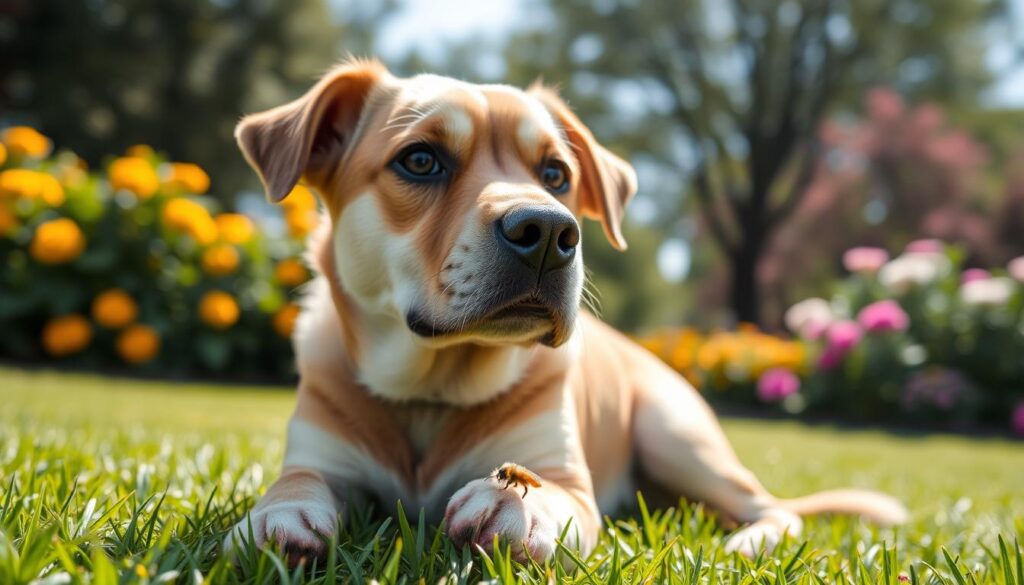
[[1, 366, 1023, 584]]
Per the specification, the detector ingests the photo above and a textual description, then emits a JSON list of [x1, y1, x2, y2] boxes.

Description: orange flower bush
[[199, 291, 240, 330], [91, 289, 138, 329], [108, 156, 160, 198], [116, 325, 160, 364], [30, 218, 85, 264], [3, 126, 52, 158], [41, 315, 92, 357], [0, 129, 321, 376]]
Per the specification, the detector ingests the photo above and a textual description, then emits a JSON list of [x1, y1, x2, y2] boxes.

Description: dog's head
[[237, 60, 636, 349]]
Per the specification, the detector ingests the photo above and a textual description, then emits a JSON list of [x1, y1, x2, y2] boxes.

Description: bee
[[493, 462, 542, 498]]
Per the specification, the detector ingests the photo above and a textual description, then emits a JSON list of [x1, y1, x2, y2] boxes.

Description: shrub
[[0, 128, 310, 379], [640, 242, 1024, 435]]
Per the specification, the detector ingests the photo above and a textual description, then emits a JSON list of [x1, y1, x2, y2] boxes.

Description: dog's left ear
[[531, 86, 637, 251], [236, 59, 390, 203]]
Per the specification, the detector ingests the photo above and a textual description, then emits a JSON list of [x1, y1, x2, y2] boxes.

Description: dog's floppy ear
[[236, 59, 389, 203], [531, 86, 637, 251]]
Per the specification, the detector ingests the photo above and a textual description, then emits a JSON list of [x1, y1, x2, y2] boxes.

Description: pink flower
[[857, 300, 910, 333], [960, 268, 990, 284], [757, 368, 800, 402], [1013, 403, 1024, 437], [828, 320, 863, 352], [1007, 256, 1024, 283], [905, 239, 943, 254], [843, 247, 889, 274], [819, 320, 863, 370]]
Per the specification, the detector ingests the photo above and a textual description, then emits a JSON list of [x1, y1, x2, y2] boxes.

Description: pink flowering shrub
[[781, 241, 1024, 433]]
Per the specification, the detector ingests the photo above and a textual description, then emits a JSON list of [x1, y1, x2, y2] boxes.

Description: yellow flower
[[274, 258, 309, 287], [2, 126, 52, 159], [162, 198, 218, 244], [201, 244, 240, 276], [117, 324, 160, 364], [214, 213, 254, 244], [0, 204, 17, 236], [0, 169, 65, 206], [199, 290, 239, 330], [109, 157, 160, 198], [42, 314, 92, 357], [125, 144, 154, 158], [165, 162, 210, 194], [281, 185, 317, 210], [285, 207, 317, 239], [30, 218, 85, 264], [0, 143, 6, 166], [91, 289, 138, 329], [272, 304, 301, 338]]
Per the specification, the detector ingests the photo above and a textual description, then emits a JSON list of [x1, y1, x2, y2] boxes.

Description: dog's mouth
[[488, 297, 553, 322], [406, 294, 561, 343]]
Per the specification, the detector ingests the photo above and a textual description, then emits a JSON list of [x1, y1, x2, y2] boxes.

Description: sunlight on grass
[[1, 366, 1022, 583]]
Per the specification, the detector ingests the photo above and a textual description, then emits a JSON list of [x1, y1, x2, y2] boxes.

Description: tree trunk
[[729, 236, 763, 326]]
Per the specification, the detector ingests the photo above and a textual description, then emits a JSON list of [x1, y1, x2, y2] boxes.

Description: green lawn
[[1, 366, 1022, 584]]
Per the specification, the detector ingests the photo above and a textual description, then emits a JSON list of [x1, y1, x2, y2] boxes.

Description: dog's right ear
[[235, 59, 389, 203]]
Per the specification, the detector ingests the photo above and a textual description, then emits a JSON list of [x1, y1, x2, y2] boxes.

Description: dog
[[224, 59, 907, 564]]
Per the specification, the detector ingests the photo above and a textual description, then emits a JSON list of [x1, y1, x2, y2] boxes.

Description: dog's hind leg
[[630, 367, 804, 557], [630, 363, 907, 557]]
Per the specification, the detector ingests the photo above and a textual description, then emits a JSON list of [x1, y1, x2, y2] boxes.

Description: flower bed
[[0, 127, 315, 379], [640, 242, 1024, 436]]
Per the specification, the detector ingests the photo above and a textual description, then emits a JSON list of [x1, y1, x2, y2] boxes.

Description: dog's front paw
[[444, 476, 558, 561], [224, 500, 338, 566]]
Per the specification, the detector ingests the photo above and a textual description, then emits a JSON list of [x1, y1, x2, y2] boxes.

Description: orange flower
[[162, 198, 218, 244], [272, 304, 301, 338], [91, 288, 138, 329], [0, 143, 6, 166], [109, 157, 160, 198], [214, 213, 254, 245], [0, 169, 65, 206], [165, 162, 210, 194], [201, 244, 240, 277], [30, 218, 85, 264], [281, 185, 317, 210], [41, 314, 92, 357], [0, 204, 17, 236], [274, 258, 309, 287], [116, 324, 160, 364], [2, 126, 52, 159], [285, 207, 317, 239], [199, 290, 240, 330]]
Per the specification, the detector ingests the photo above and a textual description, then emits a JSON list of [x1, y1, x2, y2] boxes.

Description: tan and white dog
[[225, 60, 907, 564]]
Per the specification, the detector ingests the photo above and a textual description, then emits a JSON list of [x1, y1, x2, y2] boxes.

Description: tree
[[1, 0, 391, 199], [503, 0, 991, 325]]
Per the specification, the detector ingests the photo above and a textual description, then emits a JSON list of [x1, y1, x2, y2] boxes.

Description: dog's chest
[[392, 403, 451, 460]]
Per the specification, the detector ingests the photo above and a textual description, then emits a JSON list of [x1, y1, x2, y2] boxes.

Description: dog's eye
[[541, 160, 569, 194], [394, 145, 444, 178]]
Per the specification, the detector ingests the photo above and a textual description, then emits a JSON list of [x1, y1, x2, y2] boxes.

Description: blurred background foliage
[[3, 0, 1024, 430], [4, 0, 1023, 332]]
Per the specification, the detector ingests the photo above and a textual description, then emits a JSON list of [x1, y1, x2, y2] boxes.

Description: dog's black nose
[[496, 206, 579, 275]]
